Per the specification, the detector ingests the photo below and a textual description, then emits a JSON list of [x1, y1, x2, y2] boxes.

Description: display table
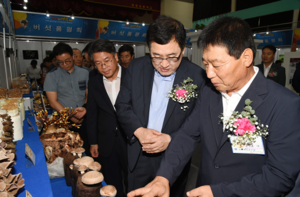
[[13, 111, 107, 197]]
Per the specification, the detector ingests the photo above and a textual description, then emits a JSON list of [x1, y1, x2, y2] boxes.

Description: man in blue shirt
[[115, 15, 207, 197]]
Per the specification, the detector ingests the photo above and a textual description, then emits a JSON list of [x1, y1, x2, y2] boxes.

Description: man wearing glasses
[[115, 15, 207, 197], [44, 42, 89, 125]]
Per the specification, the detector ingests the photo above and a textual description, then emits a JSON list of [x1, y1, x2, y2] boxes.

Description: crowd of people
[[27, 15, 300, 197]]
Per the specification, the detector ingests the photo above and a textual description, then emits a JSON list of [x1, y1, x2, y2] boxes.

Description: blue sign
[[14, 12, 98, 39], [185, 29, 196, 46], [254, 30, 293, 48], [99, 20, 148, 42]]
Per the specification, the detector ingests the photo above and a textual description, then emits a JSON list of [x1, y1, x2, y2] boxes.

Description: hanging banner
[[254, 30, 293, 48], [98, 20, 148, 42], [13, 11, 98, 39], [291, 29, 300, 51]]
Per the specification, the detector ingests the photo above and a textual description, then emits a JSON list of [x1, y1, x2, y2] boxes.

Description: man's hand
[[90, 145, 99, 158], [187, 185, 213, 197], [74, 107, 86, 119], [134, 128, 162, 144], [127, 176, 169, 197], [70, 116, 83, 124], [142, 133, 171, 153]]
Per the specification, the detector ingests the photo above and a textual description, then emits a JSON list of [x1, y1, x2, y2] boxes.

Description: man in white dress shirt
[[74, 39, 128, 197]]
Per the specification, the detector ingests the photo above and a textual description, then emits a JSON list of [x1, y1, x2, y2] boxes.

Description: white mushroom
[[100, 185, 117, 197], [78, 165, 87, 174]]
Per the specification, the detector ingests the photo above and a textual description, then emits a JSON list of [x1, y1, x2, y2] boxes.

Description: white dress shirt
[[264, 63, 272, 77], [221, 66, 259, 131], [103, 64, 122, 109], [26, 66, 41, 79]]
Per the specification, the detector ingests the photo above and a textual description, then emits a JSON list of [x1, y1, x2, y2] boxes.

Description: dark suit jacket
[[87, 67, 127, 158], [256, 63, 286, 86], [156, 71, 300, 196], [89, 68, 98, 79], [115, 56, 207, 171], [292, 63, 300, 94]]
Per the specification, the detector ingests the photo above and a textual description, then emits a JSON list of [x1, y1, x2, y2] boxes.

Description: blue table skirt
[[13, 111, 53, 197]]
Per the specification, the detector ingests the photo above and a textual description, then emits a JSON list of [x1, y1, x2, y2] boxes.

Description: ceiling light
[[126, 20, 129, 25], [115, 44, 118, 46], [266, 31, 269, 34], [23, 4, 27, 10], [71, 14, 74, 20], [133, 44, 135, 47], [76, 42, 78, 44], [46, 11, 49, 17], [142, 22, 145, 26], [26, 40, 29, 42], [24, 0, 28, 2], [253, 34, 256, 36]]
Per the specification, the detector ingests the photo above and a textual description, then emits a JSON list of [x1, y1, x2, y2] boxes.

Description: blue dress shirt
[[147, 70, 176, 132]]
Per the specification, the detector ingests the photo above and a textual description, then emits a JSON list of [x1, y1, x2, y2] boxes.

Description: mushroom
[[88, 162, 101, 171], [69, 164, 74, 170], [73, 158, 80, 166], [46, 125, 57, 133], [78, 156, 94, 167], [81, 171, 104, 185], [75, 147, 85, 158], [100, 185, 117, 197], [78, 165, 87, 174]]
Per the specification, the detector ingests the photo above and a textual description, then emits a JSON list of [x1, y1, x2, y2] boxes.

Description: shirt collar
[[154, 69, 176, 81], [58, 65, 76, 74], [221, 66, 259, 98]]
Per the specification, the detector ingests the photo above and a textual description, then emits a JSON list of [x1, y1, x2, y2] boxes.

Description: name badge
[[230, 136, 265, 155]]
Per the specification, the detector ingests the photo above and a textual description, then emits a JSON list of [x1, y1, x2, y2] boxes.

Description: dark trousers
[[128, 151, 191, 197], [97, 135, 128, 197]]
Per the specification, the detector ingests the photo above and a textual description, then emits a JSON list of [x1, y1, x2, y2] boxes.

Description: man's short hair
[[262, 45, 276, 54], [43, 57, 52, 63], [198, 16, 256, 60], [49, 53, 55, 61], [88, 39, 116, 61], [146, 15, 186, 51], [53, 42, 73, 57], [30, 59, 37, 66], [118, 45, 134, 56], [82, 42, 92, 54]]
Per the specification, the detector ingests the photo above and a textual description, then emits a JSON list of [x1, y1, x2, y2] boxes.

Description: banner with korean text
[[13, 11, 98, 39], [98, 20, 148, 42], [254, 30, 293, 48]]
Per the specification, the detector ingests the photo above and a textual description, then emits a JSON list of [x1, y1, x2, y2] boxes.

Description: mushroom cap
[[88, 162, 101, 171], [75, 147, 85, 154], [46, 125, 57, 132], [81, 171, 104, 185], [73, 156, 94, 166], [73, 158, 81, 166], [78, 156, 94, 167], [100, 185, 117, 196], [78, 165, 87, 172]]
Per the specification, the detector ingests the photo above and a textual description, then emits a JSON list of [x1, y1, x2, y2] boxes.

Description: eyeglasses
[[150, 53, 182, 65], [57, 60, 72, 66], [94, 59, 113, 67]]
